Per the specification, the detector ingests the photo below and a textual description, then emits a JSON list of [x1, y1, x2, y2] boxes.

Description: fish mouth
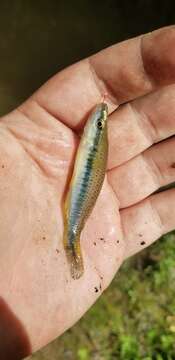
[[94, 103, 108, 119], [101, 103, 108, 121], [101, 102, 108, 113]]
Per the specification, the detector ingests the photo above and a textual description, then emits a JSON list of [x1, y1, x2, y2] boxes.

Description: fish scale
[[63, 103, 108, 279]]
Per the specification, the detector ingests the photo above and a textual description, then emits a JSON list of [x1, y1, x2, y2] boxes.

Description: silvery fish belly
[[63, 103, 108, 279]]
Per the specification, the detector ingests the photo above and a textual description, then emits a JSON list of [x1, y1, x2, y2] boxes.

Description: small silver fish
[[63, 103, 108, 279]]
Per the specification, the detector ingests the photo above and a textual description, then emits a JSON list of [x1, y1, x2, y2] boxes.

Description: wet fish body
[[63, 103, 108, 279]]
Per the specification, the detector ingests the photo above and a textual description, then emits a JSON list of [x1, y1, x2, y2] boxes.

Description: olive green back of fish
[[63, 103, 108, 279]]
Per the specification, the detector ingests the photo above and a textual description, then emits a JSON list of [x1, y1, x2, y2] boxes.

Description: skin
[[0, 25, 175, 357]]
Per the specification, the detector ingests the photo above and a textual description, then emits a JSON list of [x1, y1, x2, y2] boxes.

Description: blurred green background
[[1, 1, 175, 359]]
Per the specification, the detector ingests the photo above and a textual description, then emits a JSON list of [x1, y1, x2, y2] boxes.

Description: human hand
[[0, 26, 175, 359]]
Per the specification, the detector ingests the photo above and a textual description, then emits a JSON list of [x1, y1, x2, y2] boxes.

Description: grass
[[30, 231, 175, 360]]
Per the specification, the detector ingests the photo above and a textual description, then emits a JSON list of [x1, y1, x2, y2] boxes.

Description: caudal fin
[[64, 243, 84, 280]]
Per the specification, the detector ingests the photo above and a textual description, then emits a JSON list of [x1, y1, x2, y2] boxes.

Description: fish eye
[[97, 120, 103, 129]]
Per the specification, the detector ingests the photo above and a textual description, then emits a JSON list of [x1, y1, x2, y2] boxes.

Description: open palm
[[1, 26, 175, 359]]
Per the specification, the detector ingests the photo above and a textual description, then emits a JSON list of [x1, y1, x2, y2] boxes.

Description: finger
[[121, 188, 175, 259], [108, 137, 175, 208], [108, 84, 175, 169], [19, 26, 175, 129]]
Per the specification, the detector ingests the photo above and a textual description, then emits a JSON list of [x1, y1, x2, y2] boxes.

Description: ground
[[29, 231, 175, 360]]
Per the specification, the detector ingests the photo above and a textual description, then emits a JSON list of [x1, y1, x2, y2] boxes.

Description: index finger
[[22, 26, 175, 129]]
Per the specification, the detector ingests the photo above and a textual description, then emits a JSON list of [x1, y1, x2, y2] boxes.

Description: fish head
[[84, 103, 108, 141]]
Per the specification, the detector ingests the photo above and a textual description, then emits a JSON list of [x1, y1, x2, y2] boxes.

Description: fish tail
[[64, 235, 84, 280], [69, 247, 84, 280]]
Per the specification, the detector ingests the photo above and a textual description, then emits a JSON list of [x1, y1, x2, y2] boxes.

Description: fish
[[63, 103, 108, 279]]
